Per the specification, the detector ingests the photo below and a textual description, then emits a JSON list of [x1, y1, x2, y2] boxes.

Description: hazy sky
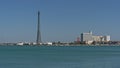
[[0, 0, 120, 42]]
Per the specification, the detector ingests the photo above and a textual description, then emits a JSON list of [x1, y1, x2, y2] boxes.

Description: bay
[[0, 45, 120, 68]]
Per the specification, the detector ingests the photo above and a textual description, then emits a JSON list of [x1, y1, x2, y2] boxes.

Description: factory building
[[104, 35, 110, 42], [81, 31, 93, 44], [81, 31, 110, 44]]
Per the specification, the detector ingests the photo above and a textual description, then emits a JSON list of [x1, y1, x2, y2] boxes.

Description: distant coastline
[[0, 41, 120, 46]]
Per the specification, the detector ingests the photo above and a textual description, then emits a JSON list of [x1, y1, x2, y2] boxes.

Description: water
[[0, 45, 120, 68]]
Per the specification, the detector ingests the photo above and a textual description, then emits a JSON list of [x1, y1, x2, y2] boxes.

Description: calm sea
[[0, 45, 120, 68]]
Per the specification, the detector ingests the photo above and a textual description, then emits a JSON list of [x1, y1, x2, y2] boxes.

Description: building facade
[[81, 31, 93, 44], [104, 35, 110, 42], [81, 31, 110, 44]]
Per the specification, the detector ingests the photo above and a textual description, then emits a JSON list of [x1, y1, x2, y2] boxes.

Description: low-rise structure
[[17, 42, 24, 45]]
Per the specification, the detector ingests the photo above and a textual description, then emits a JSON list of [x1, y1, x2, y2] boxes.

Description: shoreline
[[0, 44, 120, 46]]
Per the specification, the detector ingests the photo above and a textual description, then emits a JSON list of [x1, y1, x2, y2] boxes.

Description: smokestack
[[36, 11, 42, 45]]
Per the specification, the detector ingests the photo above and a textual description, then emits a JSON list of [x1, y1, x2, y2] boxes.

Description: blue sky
[[0, 0, 120, 42]]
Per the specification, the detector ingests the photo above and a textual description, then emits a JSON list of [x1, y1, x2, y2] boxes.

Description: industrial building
[[81, 31, 110, 44], [81, 31, 93, 44]]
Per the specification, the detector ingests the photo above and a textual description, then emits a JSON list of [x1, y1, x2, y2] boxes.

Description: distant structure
[[77, 36, 80, 43], [81, 31, 110, 44], [92, 35, 110, 42], [81, 31, 93, 44], [36, 11, 42, 44]]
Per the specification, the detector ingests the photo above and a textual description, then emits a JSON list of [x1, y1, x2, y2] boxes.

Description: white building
[[92, 36, 102, 42], [104, 35, 110, 42], [81, 31, 93, 44], [81, 31, 110, 44], [47, 42, 53, 45], [17, 42, 24, 45]]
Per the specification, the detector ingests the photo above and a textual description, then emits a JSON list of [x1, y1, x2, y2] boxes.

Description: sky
[[0, 0, 120, 43]]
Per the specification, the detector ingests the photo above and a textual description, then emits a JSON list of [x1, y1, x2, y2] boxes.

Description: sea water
[[0, 45, 120, 68]]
